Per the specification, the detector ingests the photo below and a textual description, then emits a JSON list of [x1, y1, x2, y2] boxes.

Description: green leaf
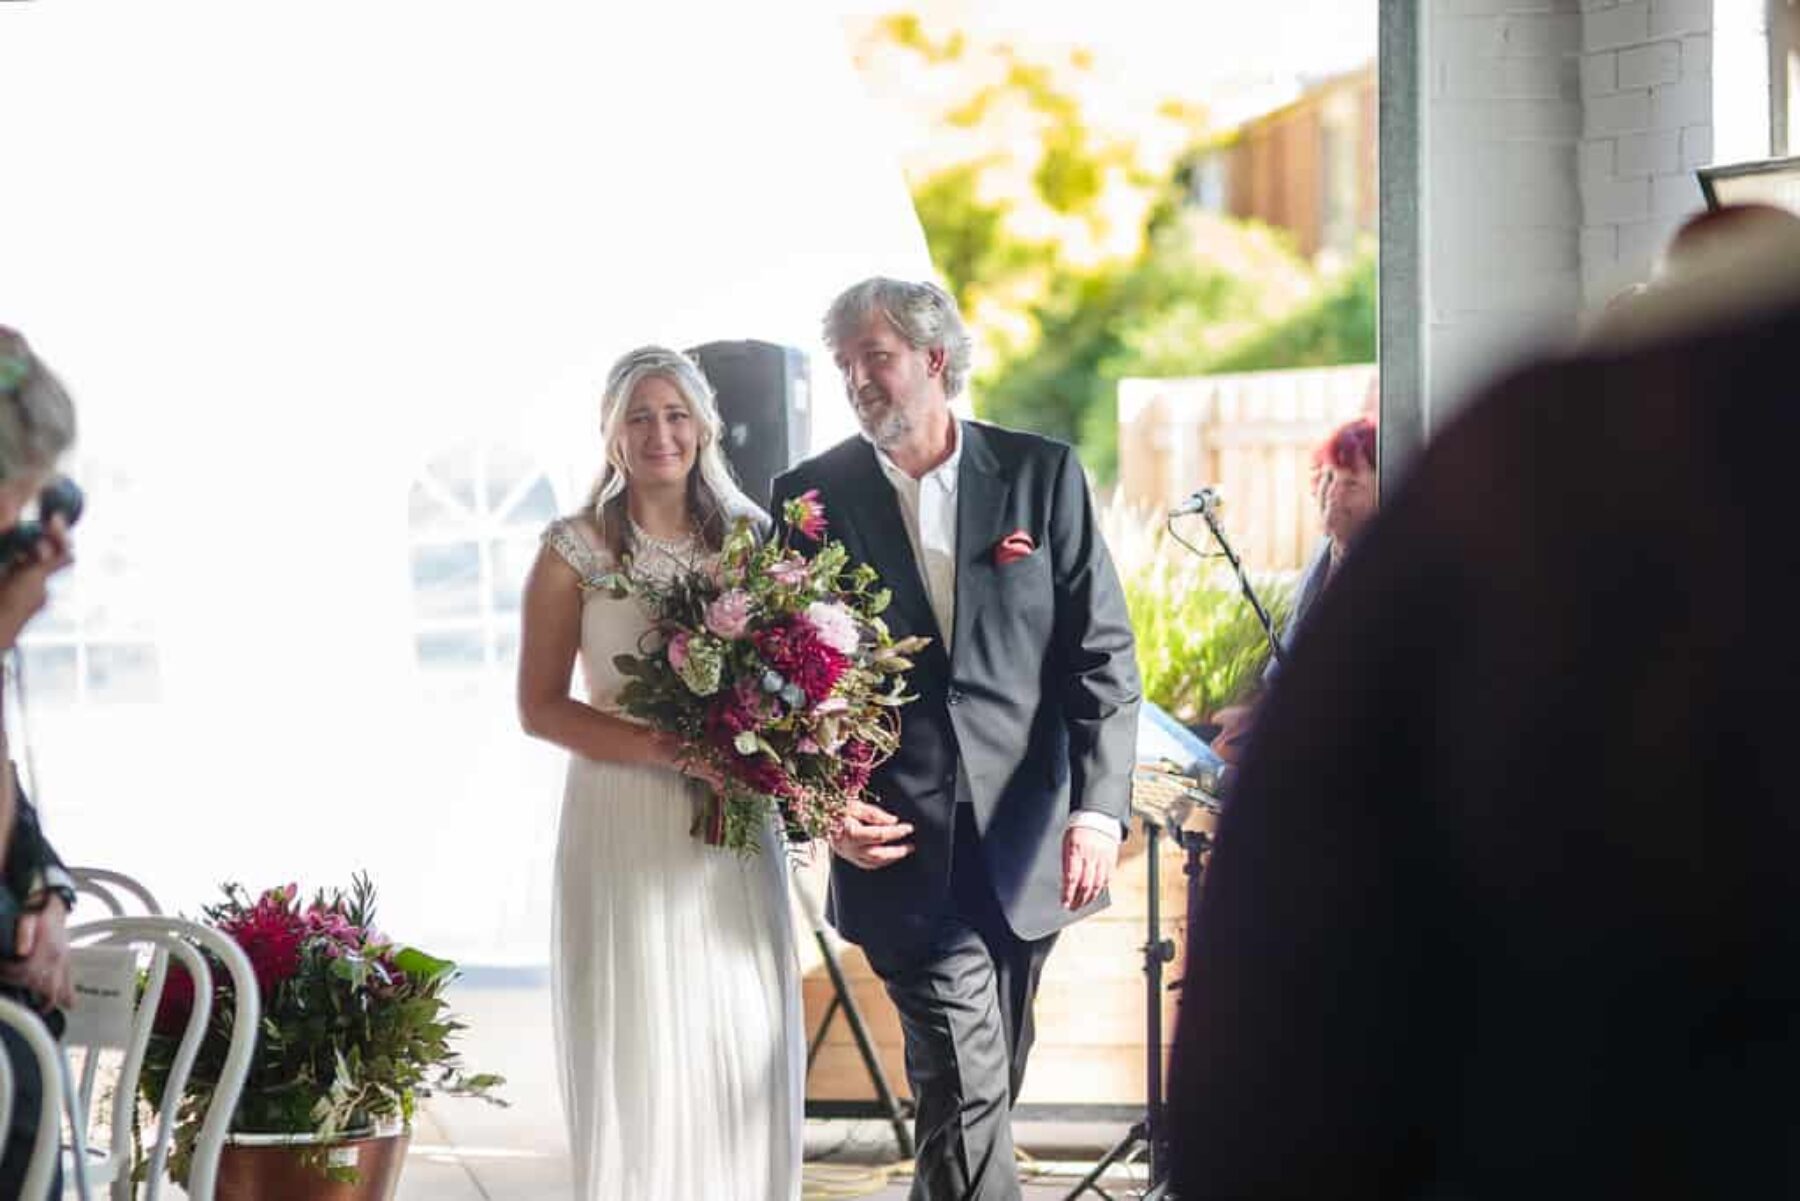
[[394, 947, 455, 983]]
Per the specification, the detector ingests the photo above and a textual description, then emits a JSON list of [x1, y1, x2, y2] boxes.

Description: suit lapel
[[838, 442, 945, 664], [951, 423, 1011, 669]]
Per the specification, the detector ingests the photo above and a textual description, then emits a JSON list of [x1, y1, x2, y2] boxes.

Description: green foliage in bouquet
[[600, 491, 929, 853], [139, 875, 504, 1185]]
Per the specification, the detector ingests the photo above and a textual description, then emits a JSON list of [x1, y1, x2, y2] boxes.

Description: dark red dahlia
[[153, 964, 197, 1035], [754, 622, 848, 704], [730, 752, 796, 798], [219, 887, 307, 995], [706, 679, 766, 744]]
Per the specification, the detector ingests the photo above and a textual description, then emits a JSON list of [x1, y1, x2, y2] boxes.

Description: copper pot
[[214, 1128, 411, 1201]]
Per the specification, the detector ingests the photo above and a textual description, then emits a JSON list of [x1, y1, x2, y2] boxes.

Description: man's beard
[[857, 395, 912, 449]]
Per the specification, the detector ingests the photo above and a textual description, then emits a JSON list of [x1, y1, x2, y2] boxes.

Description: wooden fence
[[1117, 364, 1377, 571]]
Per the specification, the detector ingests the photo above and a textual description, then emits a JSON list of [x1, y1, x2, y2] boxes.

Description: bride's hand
[[681, 758, 729, 794], [653, 732, 727, 793]]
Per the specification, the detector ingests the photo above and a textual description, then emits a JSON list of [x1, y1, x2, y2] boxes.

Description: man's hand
[[0, 895, 75, 1013], [829, 797, 914, 870], [1062, 825, 1119, 910]]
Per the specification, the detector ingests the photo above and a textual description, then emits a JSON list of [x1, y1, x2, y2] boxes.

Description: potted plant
[[141, 874, 504, 1199]]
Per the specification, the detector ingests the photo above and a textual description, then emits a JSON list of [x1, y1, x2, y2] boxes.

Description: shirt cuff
[[1066, 810, 1125, 841], [26, 866, 76, 910]]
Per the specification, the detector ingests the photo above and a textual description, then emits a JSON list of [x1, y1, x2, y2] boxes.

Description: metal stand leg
[[792, 865, 915, 1160], [1064, 822, 1176, 1199]]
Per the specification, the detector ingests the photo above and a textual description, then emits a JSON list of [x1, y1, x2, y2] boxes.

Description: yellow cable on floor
[[801, 1162, 896, 1199]]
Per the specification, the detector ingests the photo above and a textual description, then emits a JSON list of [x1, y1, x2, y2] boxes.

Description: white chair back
[[62, 868, 161, 1162], [0, 994, 65, 1201], [65, 918, 258, 1201], [65, 869, 162, 918]]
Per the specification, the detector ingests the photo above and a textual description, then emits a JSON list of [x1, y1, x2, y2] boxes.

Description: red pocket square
[[995, 530, 1036, 566]]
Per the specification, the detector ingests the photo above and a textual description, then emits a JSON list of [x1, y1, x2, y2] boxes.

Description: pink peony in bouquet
[[601, 490, 930, 853]]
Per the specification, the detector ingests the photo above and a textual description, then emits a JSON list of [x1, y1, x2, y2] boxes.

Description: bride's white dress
[[544, 516, 803, 1201]]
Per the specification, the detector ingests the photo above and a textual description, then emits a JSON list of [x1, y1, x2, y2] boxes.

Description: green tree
[[983, 212, 1318, 480], [853, 12, 1376, 486], [1204, 248, 1376, 373]]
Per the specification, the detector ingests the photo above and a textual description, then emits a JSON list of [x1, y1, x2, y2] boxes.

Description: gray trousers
[[868, 807, 1058, 1201]]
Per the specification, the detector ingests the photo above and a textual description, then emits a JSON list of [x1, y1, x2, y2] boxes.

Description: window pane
[[504, 476, 559, 526], [411, 543, 483, 619], [85, 643, 162, 703], [409, 481, 465, 535], [428, 446, 480, 514], [483, 445, 538, 514], [415, 630, 486, 671], [28, 571, 80, 636], [18, 645, 79, 704], [490, 537, 539, 613]]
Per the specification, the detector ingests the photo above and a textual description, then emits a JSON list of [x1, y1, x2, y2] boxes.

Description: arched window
[[408, 442, 563, 696]]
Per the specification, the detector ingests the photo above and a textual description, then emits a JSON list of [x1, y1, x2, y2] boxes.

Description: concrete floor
[[386, 973, 1150, 1200]]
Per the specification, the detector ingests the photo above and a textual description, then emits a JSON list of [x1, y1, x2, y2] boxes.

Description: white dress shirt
[[871, 422, 1121, 843]]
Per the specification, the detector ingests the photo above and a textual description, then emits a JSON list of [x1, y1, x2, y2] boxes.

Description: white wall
[[1418, 0, 1779, 433], [1422, 1, 1585, 424], [1577, 0, 1724, 306]]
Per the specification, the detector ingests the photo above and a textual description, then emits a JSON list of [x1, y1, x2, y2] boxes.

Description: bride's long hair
[[587, 346, 757, 560]]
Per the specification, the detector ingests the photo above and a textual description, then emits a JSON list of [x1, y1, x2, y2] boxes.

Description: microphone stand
[[1167, 499, 1286, 670]]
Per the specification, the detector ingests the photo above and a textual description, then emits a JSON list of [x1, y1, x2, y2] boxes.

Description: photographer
[[0, 326, 79, 1198]]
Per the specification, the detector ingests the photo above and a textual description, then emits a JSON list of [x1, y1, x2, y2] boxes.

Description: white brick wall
[[1423, 1, 1584, 422], [1576, 0, 1716, 306], [1415, 0, 1774, 434]]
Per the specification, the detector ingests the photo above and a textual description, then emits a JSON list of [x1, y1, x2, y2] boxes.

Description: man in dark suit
[[1165, 221, 1800, 1198], [773, 278, 1141, 1200]]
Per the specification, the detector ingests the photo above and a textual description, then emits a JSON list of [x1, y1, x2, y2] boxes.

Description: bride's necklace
[[628, 516, 702, 571]]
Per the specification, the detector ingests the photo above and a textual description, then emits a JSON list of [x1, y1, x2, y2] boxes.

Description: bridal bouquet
[[601, 490, 928, 853]]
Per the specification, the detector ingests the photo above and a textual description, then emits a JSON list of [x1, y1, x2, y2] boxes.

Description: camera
[[0, 474, 84, 561]]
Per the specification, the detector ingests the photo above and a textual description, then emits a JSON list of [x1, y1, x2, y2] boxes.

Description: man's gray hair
[[822, 278, 975, 399], [0, 327, 76, 482]]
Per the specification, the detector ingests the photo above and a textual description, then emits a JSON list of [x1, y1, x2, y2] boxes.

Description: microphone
[[1168, 485, 1222, 518]]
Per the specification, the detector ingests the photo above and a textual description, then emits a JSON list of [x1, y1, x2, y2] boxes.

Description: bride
[[517, 346, 803, 1200]]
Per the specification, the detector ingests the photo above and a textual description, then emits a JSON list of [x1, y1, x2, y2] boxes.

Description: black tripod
[[1064, 803, 1211, 1200], [791, 866, 915, 1159]]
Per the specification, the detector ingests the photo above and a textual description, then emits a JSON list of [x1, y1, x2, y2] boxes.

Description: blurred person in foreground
[[1210, 415, 1378, 763], [1588, 202, 1800, 340], [0, 326, 79, 1198], [1166, 213, 1800, 1198]]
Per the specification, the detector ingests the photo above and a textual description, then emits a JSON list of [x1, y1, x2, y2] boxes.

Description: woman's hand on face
[[0, 515, 73, 648]]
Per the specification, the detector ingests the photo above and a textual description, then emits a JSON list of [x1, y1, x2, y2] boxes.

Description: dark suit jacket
[[4, 785, 67, 908], [773, 422, 1141, 962], [1166, 291, 1800, 1197], [2, 782, 68, 1034]]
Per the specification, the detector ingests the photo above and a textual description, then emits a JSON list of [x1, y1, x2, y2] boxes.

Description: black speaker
[[686, 339, 811, 510]]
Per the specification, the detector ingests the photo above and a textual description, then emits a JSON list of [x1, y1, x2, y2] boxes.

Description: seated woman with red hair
[[1211, 416, 1379, 762]]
